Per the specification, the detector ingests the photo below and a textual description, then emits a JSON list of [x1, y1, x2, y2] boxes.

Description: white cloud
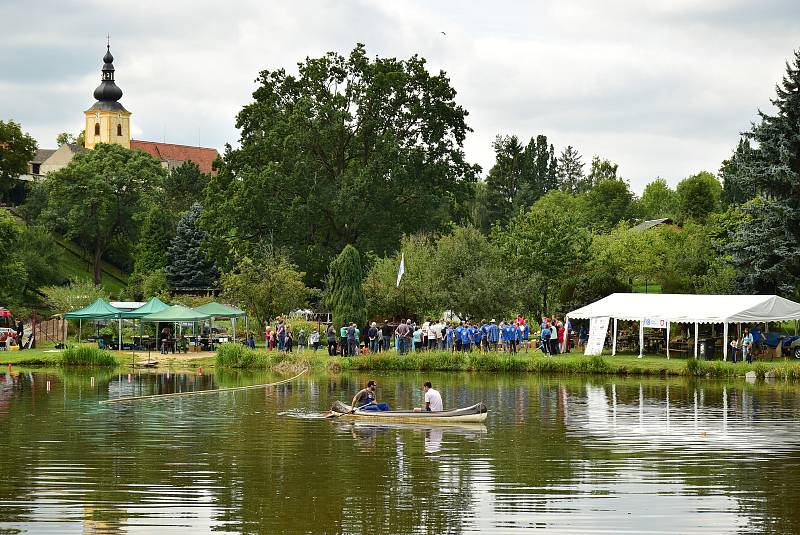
[[1, 0, 798, 192]]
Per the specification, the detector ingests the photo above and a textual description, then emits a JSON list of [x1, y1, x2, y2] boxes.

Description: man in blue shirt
[[480, 320, 489, 353], [522, 321, 530, 353], [445, 324, 454, 351], [541, 323, 551, 355], [454, 322, 464, 353], [472, 323, 483, 350], [488, 319, 500, 352], [461, 322, 473, 352]]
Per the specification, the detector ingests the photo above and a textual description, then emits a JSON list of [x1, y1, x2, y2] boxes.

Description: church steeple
[[84, 40, 131, 149]]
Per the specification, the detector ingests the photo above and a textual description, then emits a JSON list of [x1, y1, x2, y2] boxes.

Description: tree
[[56, 131, 85, 147], [556, 145, 584, 195], [37, 143, 165, 284], [41, 278, 108, 316], [720, 138, 754, 207], [0, 120, 36, 199], [725, 50, 800, 296], [133, 206, 176, 275], [497, 192, 591, 316], [579, 178, 640, 231], [204, 44, 479, 285], [17, 225, 64, 292], [0, 212, 27, 305], [221, 246, 311, 329], [164, 160, 210, 213], [579, 156, 619, 192], [675, 171, 722, 224], [165, 202, 218, 290], [364, 234, 442, 321], [325, 244, 367, 328], [640, 178, 678, 220]]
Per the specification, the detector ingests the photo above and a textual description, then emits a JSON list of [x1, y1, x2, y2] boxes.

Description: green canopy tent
[[141, 305, 212, 352], [64, 299, 124, 348], [194, 302, 247, 343], [120, 297, 170, 350]]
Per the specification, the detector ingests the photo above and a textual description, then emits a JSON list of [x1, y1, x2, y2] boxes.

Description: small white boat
[[327, 401, 488, 423]]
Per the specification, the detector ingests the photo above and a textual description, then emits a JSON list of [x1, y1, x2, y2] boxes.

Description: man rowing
[[349, 380, 389, 412]]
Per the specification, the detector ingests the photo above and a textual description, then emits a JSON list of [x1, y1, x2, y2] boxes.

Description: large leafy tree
[[640, 178, 678, 220], [164, 160, 210, 214], [205, 44, 478, 285], [675, 171, 722, 224], [725, 50, 800, 296], [0, 212, 27, 305], [578, 178, 640, 231], [38, 143, 165, 284], [221, 246, 311, 329], [166, 203, 218, 290], [0, 120, 36, 199], [579, 156, 619, 193], [497, 191, 591, 316], [325, 244, 367, 328]]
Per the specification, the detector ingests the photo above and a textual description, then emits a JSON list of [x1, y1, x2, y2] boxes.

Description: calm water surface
[[1, 368, 799, 534]]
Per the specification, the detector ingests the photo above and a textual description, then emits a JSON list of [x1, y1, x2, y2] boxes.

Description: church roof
[[85, 101, 130, 113], [130, 140, 219, 175], [32, 149, 56, 164]]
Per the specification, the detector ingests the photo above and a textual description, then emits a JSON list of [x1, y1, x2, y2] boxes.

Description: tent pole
[[612, 318, 617, 356], [118, 318, 122, 351], [694, 322, 699, 359], [233, 317, 237, 343], [79, 319, 82, 343], [666, 322, 670, 360], [723, 322, 728, 361], [638, 319, 644, 359]]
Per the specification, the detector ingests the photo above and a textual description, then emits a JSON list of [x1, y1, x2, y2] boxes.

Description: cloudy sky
[[2, 0, 798, 192]]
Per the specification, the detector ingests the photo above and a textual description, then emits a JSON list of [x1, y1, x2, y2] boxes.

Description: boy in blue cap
[[488, 319, 500, 352]]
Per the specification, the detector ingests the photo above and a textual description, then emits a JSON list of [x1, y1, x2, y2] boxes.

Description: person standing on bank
[[414, 381, 443, 412], [326, 324, 337, 356]]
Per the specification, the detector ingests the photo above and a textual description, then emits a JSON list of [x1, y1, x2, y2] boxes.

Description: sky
[[2, 0, 799, 193]]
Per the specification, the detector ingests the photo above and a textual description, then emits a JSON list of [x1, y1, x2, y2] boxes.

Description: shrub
[[60, 346, 117, 367]]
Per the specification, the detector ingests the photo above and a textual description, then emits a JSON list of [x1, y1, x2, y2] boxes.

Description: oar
[[324, 401, 372, 418]]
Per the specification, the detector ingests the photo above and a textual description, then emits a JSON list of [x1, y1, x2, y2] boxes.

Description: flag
[[396, 253, 405, 287]]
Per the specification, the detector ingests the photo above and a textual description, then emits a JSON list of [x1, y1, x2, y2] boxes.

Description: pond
[[1, 369, 799, 534]]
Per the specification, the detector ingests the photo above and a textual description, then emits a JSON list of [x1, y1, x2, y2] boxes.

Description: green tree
[[724, 51, 800, 296], [579, 178, 640, 231], [325, 244, 367, 328], [17, 225, 64, 292], [675, 171, 722, 224], [221, 246, 311, 329], [164, 160, 210, 213], [204, 44, 479, 285], [166, 202, 218, 290], [640, 178, 678, 220], [497, 191, 591, 316], [556, 145, 584, 195], [720, 138, 754, 207], [41, 278, 108, 315], [579, 156, 619, 192], [133, 206, 176, 275], [56, 131, 85, 147], [37, 143, 165, 284], [0, 120, 37, 199], [0, 212, 27, 305]]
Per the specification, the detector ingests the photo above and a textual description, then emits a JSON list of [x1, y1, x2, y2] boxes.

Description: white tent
[[566, 293, 800, 360]]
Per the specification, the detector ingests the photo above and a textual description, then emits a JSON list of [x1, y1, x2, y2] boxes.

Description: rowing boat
[[328, 400, 488, 423]]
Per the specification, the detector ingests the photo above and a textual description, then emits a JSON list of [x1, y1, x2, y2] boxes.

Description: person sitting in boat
[[350, 380, 389, 412], [414, 381, 443, 412]]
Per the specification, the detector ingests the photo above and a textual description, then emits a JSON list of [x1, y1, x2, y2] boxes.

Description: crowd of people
[[260, 315, 575, 356]]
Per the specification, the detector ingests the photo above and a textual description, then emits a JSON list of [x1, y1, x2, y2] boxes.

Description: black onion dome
[[92, 45, 122, 102]]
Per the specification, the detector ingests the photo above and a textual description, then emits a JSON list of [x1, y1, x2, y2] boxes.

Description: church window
[[94, 123, 100, 136], [117, 124, 122, 136]]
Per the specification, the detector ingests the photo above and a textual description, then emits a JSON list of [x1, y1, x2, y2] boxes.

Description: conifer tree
[[726, 50, 800, 296], [556, 145, 585, 194], [165, 203, 218, 290], [326, 244, 367, 328]]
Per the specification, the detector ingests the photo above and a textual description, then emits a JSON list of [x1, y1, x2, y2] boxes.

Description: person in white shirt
[[415, 381, 443, 412]]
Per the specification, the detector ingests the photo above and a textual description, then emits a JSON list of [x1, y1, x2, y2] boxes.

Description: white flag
[[396, 253, 405, 287]]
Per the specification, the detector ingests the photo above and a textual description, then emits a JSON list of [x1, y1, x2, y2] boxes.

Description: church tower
[[84, 43, 131, 149]]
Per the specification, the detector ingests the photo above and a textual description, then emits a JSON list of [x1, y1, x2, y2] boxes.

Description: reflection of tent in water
[[573, 383, 800, 453]]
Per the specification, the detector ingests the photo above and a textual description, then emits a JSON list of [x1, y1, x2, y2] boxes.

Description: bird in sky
[[440, 31, 447, 36]]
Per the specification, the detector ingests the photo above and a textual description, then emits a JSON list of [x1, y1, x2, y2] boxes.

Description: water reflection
[[1, 370, 800, 533]]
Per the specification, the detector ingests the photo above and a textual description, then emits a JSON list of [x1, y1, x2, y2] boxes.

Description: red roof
[[130, 139, 219, 175]]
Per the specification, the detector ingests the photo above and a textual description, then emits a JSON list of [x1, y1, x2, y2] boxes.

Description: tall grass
[[60, 346, 117, 367]]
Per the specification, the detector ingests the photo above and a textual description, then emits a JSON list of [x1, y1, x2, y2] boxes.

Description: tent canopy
[[567, 293, 800, 324], [120, 297, 170, 319], [64, 299, 123, 320], [140, 305, 212, 322], [194, 302, 246, 318]]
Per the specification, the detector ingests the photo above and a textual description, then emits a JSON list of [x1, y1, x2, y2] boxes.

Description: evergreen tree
[[720, 138, 754, 207], [325, 244, 367, 328], [134, 206, 176, 274], [726, 50, 800, 296], [164, 160, 210, 213], [556, 145, 584, 194], [165, 203, 218, 290]]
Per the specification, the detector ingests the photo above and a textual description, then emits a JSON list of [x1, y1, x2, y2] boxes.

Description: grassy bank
[[214, 345, 800, 380], [0, 345, 215, 370]]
